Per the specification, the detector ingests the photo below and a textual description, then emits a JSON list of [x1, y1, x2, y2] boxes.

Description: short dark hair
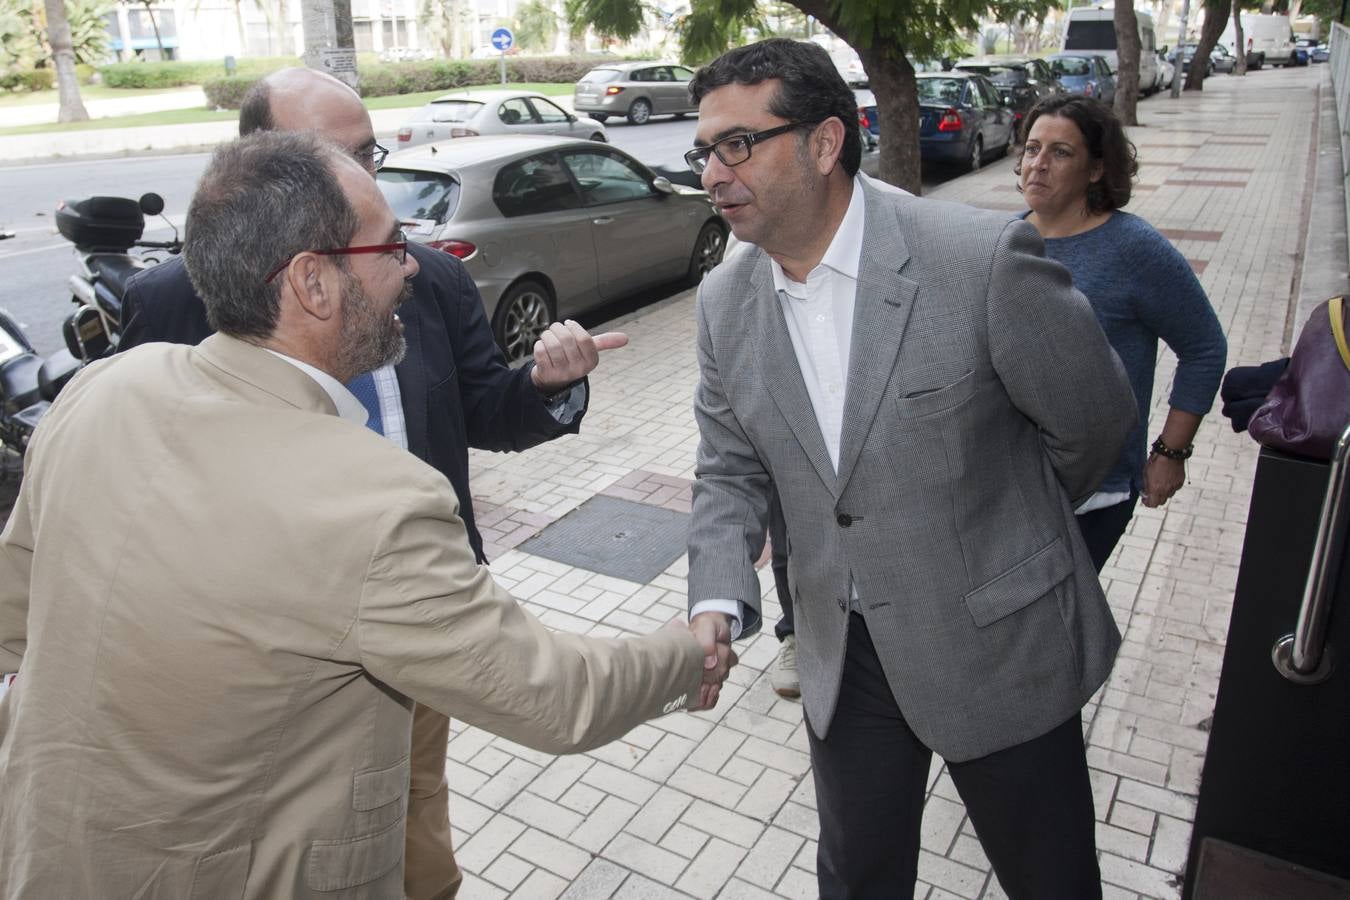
[[238, 79, 273, 136], [1014, 95, 1137, 213], [689, 38, 861, 178], [184, 131, 359, 340]]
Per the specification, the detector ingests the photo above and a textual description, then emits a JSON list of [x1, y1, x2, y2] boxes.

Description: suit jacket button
[[837, 513, 853, 527], [837, 597, 846, 610]]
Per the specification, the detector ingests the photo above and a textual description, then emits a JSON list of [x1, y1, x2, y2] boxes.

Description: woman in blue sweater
[[1016, 95, 1227, 571]]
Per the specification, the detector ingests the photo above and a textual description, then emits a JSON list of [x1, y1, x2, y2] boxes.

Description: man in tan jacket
[[0, 131, 730, 899]]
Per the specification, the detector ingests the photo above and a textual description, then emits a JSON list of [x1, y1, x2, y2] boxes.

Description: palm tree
[[43, 0, 88, 122]]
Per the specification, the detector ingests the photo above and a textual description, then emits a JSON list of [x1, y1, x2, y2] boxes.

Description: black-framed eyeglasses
[[684, 121, 820, 175], [263, 232, 408, 284], [356, 142, 390, 171]]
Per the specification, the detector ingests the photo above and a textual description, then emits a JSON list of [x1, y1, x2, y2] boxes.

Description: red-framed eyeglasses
[[263, 234, 409, 284]]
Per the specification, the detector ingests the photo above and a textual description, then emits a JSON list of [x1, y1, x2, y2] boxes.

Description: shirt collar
[[262, 349, 369, 427], [770, 176, 866, 295]]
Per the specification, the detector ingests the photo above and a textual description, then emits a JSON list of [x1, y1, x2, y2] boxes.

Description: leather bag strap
[[1331, 297, 1350, 371]]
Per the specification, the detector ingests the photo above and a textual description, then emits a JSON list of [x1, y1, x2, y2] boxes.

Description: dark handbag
[[1248, 297, 1350, 460]]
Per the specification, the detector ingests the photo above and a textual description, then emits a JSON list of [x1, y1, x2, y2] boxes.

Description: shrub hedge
[[0, 69, 55, 92], [202, 54, 609, 109], [99, 56, 295, 89]]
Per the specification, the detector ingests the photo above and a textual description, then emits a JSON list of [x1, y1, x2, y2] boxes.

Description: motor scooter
[[56, 192, 182, 361]]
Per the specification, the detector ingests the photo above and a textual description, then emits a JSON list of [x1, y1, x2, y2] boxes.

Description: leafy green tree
[[574, 0, 1055, 192], [515, 0, 557, 50], [64, 0, 111, 63]]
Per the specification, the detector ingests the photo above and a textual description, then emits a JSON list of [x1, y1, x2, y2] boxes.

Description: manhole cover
[[518, 495, 689, 583]]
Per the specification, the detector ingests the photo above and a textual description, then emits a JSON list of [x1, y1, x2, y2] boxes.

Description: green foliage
[[515, 0, 558, 51], [64, 0, 113, 64], [566, 0, 644, 40], [99, 56, 293, 88], [203, 55, 604, 109], [0, 0, 42, 71], [0, 67, 55, 91], [677, 0, 766, 64]]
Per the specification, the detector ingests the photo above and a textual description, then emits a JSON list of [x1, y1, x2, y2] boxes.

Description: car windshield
[[377, 170, 462, 226], [579, 68, 622, 84], [423, 100, 482, 123], [1053, 57, 1092, 76], [958, 65, 1026, 85], [916, 78, 965, 104]]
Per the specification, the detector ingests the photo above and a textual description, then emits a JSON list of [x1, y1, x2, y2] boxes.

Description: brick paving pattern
[[0, 67, 1321, 899], [444, 66, 1326, 898]]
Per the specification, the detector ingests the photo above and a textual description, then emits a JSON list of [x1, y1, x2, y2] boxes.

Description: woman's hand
[[1141, 454, 1186, 508]]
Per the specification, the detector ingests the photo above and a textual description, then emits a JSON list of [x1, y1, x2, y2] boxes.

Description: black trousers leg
[[947, 713, 1102, 900], [1075, 494, 1139, 572], [807, 614, 930, 899]]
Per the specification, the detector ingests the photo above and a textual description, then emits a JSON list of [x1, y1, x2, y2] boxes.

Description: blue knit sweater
[[1027, 211, 1228, 494]]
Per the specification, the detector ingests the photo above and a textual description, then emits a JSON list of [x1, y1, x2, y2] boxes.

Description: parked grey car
[[377, 136, 728, 363], [395, 90, 607, 149], [573, 61, 698, 125]]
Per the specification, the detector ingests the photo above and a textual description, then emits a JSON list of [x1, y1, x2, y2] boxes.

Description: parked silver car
[[377, 136, 728, 363], [572, 61, 698, 125], [395, 90, 607, 149]]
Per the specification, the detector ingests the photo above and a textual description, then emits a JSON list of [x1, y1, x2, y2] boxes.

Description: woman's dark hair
[[688, 38, 861, 177], [1013, 95, 1138, 213]]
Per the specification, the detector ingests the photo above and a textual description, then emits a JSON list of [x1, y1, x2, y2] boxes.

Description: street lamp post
[[1170, 0, 1192, 98]]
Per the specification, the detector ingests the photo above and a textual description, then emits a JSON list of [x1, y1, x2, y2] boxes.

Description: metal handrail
[[1273, 423, 1350, 684]]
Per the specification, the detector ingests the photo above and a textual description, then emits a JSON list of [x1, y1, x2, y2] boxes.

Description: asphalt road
[[0, 116, 960, 357]]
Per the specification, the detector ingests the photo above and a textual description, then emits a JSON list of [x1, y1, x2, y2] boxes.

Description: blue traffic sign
[[490, 28, 515, 52]]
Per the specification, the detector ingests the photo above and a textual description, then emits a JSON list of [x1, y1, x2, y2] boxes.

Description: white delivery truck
[[1062, 6, 1162, 95], [1220, 14, 1295, 68]]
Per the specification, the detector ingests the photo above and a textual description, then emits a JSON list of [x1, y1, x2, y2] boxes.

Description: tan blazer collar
[[194, 333, 339, 418]]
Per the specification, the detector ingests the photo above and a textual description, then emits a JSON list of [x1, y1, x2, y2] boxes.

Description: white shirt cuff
[[689, 599, 744, 640]]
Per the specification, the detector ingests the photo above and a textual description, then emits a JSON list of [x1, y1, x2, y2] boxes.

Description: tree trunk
[[858, 47, 920, 193], [789, 0, 921, 192], [1113, 0, 1141, 125], [44, 0, 88, 122], [232, 0, 247, 55], [140, 0, 166, 58], [1184, 2, 1226, 90], [1233, 0, 1247, 75], [277, 0, 291, 55]]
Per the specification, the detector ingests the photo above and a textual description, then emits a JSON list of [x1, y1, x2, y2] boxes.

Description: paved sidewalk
[[0, 65, 1329, 898], [442, 66, 1332, 899]]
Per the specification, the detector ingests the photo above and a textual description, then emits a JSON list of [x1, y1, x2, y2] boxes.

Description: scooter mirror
[[139, 193, 165, 217]]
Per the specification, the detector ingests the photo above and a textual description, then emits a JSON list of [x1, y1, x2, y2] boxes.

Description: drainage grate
[[518, 495, 689, 584]]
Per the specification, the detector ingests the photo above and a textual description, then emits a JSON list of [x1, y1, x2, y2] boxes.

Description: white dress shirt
[[692, 178, 868, 635]]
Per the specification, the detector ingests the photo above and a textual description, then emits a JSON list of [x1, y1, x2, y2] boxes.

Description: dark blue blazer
[[119, 242, 584, 561]]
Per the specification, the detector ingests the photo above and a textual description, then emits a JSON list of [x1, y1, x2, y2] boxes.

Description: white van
[[1062, 6, 1161, 94], [1220, 14, 1295, 67]]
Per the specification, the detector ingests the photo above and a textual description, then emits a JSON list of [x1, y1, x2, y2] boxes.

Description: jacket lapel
[[746, 253, 839, 494], [393, 288, 429, 458], [835, 187, 919, 496]]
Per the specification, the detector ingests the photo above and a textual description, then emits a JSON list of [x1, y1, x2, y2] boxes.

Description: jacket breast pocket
[[962, 536, 1074, 627], [893, 370, 976, 419], [353, 755, 410, 812]]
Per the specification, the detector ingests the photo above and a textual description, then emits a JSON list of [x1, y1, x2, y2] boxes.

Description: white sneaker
[[771, 634, 801, 698]]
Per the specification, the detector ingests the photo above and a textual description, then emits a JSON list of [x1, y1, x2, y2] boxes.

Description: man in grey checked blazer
[[683, 40, 1137, 899]]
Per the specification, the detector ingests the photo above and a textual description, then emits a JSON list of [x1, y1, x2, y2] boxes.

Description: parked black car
[[954, 55, 1064, 130], [1167, 44, 1212, 78]]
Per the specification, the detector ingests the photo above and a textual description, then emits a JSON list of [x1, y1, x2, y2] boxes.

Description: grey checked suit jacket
[[687, 180, 1137, 762]]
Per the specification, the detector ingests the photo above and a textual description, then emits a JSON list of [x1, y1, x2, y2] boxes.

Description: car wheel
[[590, 132, 607, 143], [492, 279, 555, 367], [627, 98, 652, 125], [966, 135, 983, 172], [686, 221, 728, 287], [591, 113, 608, 123]]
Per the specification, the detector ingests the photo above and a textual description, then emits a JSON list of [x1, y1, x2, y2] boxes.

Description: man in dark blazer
[[684, 40, 1136, 899], [118, 68, 621, 900]]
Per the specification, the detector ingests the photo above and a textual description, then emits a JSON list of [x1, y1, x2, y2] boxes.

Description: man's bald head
[[238, 67, 381, 174]]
